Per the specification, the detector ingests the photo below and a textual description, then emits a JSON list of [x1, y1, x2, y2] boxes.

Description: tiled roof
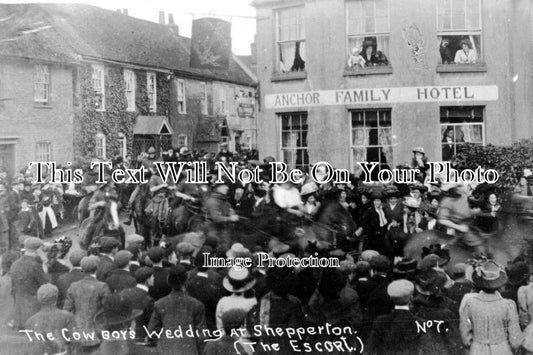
[[0, 3, 257, 86]]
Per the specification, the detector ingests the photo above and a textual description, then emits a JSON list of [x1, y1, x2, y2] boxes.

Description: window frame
[[345, 0, 391, 69], [217, 86, 226, 115], [147, 72, 157, 112], [278, 112, 309, 171], [92, 64, 105, 111], [275, 5, 306, 73], [440, 106, 485, 161], [36, 141, 52, 162], [95, 132, 106, 160], [177, 134, 188, 148], [349, 108, 393, 173], [34, 64, 50, 104], [436, 0, 483, 64], [177, 79, 186, 114], [124, 69, 135, 112], [117, 133, 127, 159]]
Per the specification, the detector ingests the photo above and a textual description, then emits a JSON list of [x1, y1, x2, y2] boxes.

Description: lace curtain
[[280, 42, 296, 72], [378, 127, 393, 166]]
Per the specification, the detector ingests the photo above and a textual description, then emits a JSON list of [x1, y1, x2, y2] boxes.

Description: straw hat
[[223, 267, 256, 293], [471, 260, 508, 290]]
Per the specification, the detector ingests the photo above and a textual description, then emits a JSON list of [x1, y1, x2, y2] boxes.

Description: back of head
[[387, 279, 414, 305], [370, 255, 391, 274]]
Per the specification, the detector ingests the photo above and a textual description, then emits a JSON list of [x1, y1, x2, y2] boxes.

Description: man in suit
[[120, 267, 154, 343], [56, 250, 86, 308], [366, 255, 393, 322], [362, 192, 389, 256], [176, 241, 196, 272], [367, 279, 431, 355], [96, 237, 120, 281], [105, 250, 137, 293], [63, 256, 111, 352], [10, 237, 48, 328], [147, 246, 171, 301], [148, 265, 206, 355]]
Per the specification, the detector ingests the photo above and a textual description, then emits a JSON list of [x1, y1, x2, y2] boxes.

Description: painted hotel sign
[[265, 85, 498, 109]]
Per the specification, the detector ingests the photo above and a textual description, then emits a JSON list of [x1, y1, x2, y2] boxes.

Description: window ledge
[[343, 65, 393, 76], [271, 71, 307, 82], [33, 104, 53, 109], [436, 63, 487, 73]]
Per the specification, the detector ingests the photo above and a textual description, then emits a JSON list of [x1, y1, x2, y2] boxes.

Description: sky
[[1, 0, 257, 55]]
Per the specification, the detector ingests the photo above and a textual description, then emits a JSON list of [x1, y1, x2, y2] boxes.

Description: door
[[0, 144, 15, 176]]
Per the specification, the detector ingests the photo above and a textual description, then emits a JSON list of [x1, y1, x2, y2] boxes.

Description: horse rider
[[204, 180, 238, 246], [436, 183, 487, 256]]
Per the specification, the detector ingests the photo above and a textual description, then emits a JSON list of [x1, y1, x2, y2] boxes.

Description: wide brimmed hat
[[300, 182, 319, 196], [384, 185, 402, 198], [226, 243, 251, 259], [403, 197, 421, 209], [472, 260, 508, 290], [507, 261, 530, 286], [421, 244, 450, 267], [412, 146, 425, 155], [94, 294, 142, 326], [393, 258, 418, 275], [440, 183, 462, 197], [409, 183, 428, 193], [370, 190, 385, 201], [223, 267, 256, 293]]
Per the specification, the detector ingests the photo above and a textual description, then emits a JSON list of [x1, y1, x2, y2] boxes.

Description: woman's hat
[[415, 269, 447, 295], [421, 244, 450, 267], [440, 183, 462, 197], [422, 204, 438, 218], [412, 146, 425, 155], [226, 243, 251, 259], [393, 258, 418, 275], [94, 294, 142, 326], [370, 190, 384, 201], [384, 185, 402, 198], [409, 183, 428, 193], [472, 260, 508, 290], [223, 267, 256, 293], [403, 197, 421, 209], [300, 182, 318, 196]]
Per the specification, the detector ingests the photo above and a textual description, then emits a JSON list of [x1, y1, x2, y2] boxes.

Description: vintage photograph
[[0, 0, 532, 354]]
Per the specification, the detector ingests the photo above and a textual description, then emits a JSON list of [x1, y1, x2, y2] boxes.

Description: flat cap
[[126, 234, 144, 246], [69, 250, 87, 267], [80, 255, 100, 273], [23, 237, 43, 251], [370, 255, 391, 273], [147, 247, 165, 263], [114, 250, 133, 268], [37, 283, 59, 304], [387, 279, 415, 299], [99, 237, 121, 250], [135, 267, 154, 283], [360, 250, 380, 262], [176, 242, 195, 256]]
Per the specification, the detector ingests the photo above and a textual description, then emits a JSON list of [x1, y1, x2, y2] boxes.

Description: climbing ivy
[[74, 66, 170, 164]]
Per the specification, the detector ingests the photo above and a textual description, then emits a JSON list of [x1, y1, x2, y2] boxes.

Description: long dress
[[459, 291, 523, 355]]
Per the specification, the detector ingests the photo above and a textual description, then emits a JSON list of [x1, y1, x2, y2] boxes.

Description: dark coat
[[149, 266, 171, 301], [105, 269, 137, 293], [96, 255, 117, 281], [366, 309, 433, 355], [63, 275, 111, 347], [445, 279, 474, 304], [186, 270, 224, 330], [10, 254, 48, 327], [384, 203, 403, 223], [25, 305, 76, 355], [48, 260, 70, 286], [56, 268, 84, 308], [120, 286, 154, 341], [362, 208, 388, 254], [365, 275, 393, 321], [148, 289, 206, 355]]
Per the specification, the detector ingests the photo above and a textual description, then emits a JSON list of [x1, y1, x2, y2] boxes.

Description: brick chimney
[[159, 11, 165, 25], [123, 9, 128, 16], [168, 13, 175, 26]]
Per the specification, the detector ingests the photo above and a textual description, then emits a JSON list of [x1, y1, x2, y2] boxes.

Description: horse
[[404, 194, 533, 272], [76, 192, 93, 226], [79, 196, 124, 250], [130, 184, 152, 246]]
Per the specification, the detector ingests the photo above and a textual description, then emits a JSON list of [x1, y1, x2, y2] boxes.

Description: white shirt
[[272, 185, 302, 209], [136, 284, 149, 293], [454, 49, 477, 64], [216, 295, 257, 330]]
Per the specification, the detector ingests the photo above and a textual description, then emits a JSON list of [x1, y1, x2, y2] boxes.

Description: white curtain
[[299, 41, 306, 62], [379, 127, 393, 167], [280, 42, 296, 72], [376, 36, 390, 57]]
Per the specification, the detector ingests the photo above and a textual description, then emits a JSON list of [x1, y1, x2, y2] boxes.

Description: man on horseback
[[204, 181, 239, 247], [437, 183, 488, 256]]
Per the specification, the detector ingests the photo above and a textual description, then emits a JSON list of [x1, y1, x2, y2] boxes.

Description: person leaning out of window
[[514, 174, 533, 196], [454, 39, 477, 64]]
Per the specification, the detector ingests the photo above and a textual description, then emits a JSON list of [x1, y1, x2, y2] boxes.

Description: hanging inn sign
[[264, 85, 498, 109]]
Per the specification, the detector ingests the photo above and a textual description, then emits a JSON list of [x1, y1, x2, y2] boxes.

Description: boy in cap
[[96, 237, 120, 281], [148, 265, 206, 355], [176, 241, 196, 272], [10, 237, 48, 328], [147, 246, 171, 301], [105, 250, 137, 293], [64, 256, 111, 351], [25, 284, 75, 355], [120, 267, 155, 344], [56, 249, 87, 308]]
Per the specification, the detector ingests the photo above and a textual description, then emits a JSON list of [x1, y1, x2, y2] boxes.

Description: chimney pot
[[123, 9, 128, 16], [168, 13, 175, 26], [159, 11, 165, 25]]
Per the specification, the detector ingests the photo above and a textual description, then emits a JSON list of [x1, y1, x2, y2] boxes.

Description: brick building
[[0, 4, 257, 175], [252, 0, 533, 173]]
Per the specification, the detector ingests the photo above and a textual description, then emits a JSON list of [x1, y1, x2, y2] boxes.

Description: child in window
[[347, 47, 366, 68]]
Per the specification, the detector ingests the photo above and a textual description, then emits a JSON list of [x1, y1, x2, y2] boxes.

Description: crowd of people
[[1, 145, 533, 354]]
